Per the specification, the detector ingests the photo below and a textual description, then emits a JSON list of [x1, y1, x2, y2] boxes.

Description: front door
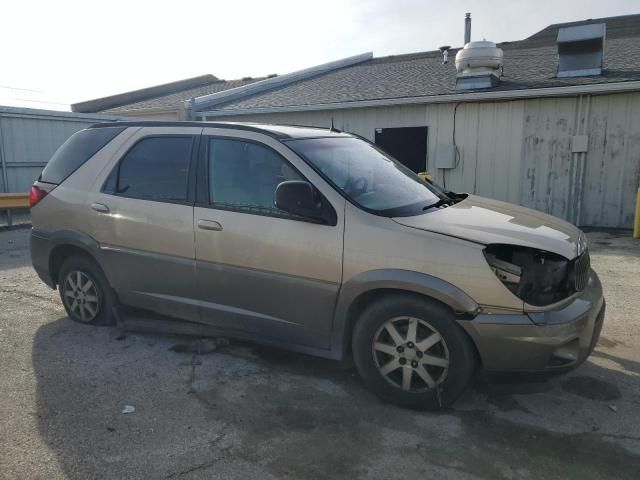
[[194, 130, 344, 349]]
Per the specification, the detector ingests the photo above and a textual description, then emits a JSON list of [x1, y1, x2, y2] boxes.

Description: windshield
[[286, 136, 448, 216]]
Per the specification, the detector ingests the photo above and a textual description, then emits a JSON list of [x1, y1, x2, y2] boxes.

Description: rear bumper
[[30, 229, 55, 288], [459, 271, 605, 372]]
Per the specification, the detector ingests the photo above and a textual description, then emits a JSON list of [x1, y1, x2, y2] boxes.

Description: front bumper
[[459, 271, 605, 372]]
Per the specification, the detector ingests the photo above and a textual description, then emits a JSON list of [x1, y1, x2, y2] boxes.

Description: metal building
[[72, 14, 640, 229], [190, 15, 640, 229]]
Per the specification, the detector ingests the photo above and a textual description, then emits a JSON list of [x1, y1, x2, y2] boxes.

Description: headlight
[[577, 231, 588, 257], [484, 244, 571, 306]]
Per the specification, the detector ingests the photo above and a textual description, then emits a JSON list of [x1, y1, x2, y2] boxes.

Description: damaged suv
[[30, 121, 604, 409]]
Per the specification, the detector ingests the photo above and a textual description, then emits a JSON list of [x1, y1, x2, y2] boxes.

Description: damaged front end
[[484, 243, 590, 307]]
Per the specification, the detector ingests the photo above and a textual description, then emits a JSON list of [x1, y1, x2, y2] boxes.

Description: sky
[[1, 0, 638, 111]]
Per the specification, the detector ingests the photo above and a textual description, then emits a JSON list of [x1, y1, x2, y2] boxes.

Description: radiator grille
[[574, 250, 590, 291]]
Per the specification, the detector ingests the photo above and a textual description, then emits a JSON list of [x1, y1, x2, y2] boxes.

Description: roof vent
[[557, 23, 605, 78], [455, 40, 504, 90]]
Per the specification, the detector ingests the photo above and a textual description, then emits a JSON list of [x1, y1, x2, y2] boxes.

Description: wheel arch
[[47, 230, 103, 286], [331, 270, 480, 360]]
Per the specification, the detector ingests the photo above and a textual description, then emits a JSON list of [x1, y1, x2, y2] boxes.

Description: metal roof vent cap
[[557, 23, 605, 78], [455, 40, 504, 90]]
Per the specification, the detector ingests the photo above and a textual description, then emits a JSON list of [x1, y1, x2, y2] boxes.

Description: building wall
[[210, 91, 640, 229]]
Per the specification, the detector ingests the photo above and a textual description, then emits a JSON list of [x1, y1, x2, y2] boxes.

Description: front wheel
[[352, 295, 477, 409]]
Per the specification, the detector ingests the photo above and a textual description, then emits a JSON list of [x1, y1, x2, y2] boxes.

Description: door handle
[[197, 219, 223, 231], [91, 202, 110, 213]]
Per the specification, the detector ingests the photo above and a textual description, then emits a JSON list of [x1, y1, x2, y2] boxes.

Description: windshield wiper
[[422, 198, 453, 211]]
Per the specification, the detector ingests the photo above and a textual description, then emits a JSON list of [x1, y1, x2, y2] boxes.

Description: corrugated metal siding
[[581, 94, 640, 227], [0, 106, 120, 225], [214, 91, 640, 228], [520, 97, 577, 220]]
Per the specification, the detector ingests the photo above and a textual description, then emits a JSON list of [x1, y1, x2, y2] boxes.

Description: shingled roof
[[71, 74, 267, 114], [100, 77, 266, 114], [203, 14, 640, 114]]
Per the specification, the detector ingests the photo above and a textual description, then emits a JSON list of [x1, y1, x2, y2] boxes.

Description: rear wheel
[[58, 256, 115, 325], [352, 295, 476, 409]]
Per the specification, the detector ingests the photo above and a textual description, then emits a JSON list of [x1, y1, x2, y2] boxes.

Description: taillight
[[29, 185, 47, 208]]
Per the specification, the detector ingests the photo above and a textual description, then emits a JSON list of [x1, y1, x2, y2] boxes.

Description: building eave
[[197, 80, 640, 118]]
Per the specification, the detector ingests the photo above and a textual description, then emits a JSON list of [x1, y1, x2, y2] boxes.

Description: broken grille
[[573, 250, 591, 291]]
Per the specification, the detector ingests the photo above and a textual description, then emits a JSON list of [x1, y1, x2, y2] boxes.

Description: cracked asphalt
[[1, 227, 639, 479]]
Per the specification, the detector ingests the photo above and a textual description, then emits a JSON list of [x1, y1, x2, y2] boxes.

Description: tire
[[58, 255, 115, 326], [352, 294, 476, 410]]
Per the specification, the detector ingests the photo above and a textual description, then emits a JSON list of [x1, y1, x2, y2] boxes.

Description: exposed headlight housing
[[577, 231, 588, 257], [484, 244, 573, 306]]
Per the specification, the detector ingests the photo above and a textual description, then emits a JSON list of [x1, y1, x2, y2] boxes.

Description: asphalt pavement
[[1, 227, 639, 479]]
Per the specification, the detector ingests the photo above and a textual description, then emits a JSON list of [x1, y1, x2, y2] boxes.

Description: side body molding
[[329, 269, 480, 359], [49, 229, 102, 255]]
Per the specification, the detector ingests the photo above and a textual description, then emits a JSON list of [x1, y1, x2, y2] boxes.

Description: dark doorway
[[374, 126, 428, 174]]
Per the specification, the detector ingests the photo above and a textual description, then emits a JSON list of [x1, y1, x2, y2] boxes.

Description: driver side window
[[207, 138, 303, 216]]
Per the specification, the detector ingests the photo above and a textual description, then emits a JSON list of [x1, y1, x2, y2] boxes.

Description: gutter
[[196, 80, 640, 118], [0, 105, 124, 122]]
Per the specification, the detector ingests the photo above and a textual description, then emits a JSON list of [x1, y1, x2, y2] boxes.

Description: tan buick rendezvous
[[30, 121, 604, 409]]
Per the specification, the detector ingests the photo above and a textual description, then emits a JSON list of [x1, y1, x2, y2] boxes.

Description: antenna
[[329, 118, 341, 133]]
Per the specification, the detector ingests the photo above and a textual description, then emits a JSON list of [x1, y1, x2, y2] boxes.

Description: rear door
[[85, 127, 201, 321], [193, 128, 345, 349]]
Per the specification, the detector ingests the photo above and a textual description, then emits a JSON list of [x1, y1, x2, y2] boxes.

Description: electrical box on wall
[[435, 144, 457, 169]]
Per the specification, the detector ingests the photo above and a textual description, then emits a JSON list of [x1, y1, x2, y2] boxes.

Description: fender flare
[[45, 230, 103, 284], [329, 269, 479, 359]]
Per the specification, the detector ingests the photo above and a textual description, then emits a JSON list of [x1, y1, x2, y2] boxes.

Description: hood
[[393, 195, 580, 259]]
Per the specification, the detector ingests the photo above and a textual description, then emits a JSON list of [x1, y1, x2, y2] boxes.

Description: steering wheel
[[345, 176, 368, 198]]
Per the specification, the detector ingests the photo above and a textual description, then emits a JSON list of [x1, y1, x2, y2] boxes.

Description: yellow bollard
[[634, 187, 640, 239]]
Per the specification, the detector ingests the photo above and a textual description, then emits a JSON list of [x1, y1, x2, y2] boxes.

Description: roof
[[88, 120, 349, 140], [71, 75, 267, 114], [202, 14, 640, 114], [72, 75, 217, 113]]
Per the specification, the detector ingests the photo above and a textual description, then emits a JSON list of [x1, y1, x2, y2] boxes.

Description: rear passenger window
[[208, 138, 303, 215], [106, 136, 193, 202], [40, 127, 125, 185]]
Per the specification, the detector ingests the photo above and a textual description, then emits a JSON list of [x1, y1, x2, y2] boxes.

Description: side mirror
[[275, 181, 326, 222]]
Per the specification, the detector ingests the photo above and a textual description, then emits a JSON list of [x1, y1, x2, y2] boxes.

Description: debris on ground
[[169, 337, 229, 354], [608, 404, 618, 413], [121, 405, 136, 414]]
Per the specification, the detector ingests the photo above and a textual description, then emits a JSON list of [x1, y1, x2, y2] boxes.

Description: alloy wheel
[[372, 316, 450, 392], [62, 270, 101, 323]]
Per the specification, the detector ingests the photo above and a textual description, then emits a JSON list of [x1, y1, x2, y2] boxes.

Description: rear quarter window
[[39, 126, 126, 184]]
